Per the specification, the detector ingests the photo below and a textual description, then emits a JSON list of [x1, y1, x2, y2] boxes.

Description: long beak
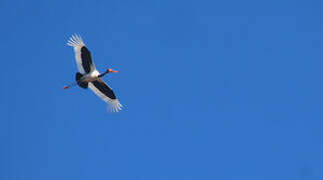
[[109, 69, 118, 73]]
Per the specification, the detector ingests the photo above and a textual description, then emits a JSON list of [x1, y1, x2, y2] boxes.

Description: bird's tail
[[75, 72, 88, 89]]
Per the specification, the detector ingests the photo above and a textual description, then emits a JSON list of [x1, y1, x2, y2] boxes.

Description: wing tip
[[67, 34, 85, 47], [107, 99, 123, 113]]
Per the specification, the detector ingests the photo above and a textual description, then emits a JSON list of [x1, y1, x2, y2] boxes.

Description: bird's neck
[[98, 72, 108, 78]]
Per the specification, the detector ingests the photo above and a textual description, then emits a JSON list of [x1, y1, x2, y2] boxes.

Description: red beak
[[109, 69, 118, 73], [63, 86, 69, 90]]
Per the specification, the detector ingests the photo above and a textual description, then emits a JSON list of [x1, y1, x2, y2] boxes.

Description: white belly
[[83, 70, 100, 82]]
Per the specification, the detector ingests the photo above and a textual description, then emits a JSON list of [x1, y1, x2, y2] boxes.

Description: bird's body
[[65, 35, 123, 112], [81, 70, 100, 82]]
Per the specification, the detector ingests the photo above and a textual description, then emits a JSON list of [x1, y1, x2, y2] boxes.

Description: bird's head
[[106, 68, 118, 73]]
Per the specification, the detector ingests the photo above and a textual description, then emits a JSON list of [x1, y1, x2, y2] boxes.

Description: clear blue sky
[[1, 0, 323, 179]]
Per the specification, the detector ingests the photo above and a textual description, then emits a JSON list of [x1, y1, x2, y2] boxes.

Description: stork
[[64, 35, 123, 112]]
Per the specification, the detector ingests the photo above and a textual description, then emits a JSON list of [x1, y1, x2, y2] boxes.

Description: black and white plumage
[[65, 35, 122, 112]]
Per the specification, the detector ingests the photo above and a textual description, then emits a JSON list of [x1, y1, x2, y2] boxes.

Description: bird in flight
[[64, 35, 123, 112]]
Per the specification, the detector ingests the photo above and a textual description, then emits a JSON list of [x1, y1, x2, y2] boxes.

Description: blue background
[[1, 0, 323, 179]]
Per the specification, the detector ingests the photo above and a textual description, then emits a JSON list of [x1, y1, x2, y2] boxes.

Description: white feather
[[88, 83, 123, 113], [67, 34, 86, 74]]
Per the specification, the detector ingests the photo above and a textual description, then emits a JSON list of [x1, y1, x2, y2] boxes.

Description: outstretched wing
[[88, 79, 123, 112], [67, 35, 96, 74]]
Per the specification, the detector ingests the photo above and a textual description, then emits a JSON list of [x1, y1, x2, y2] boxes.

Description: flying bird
[[64, 35, 123, 112]]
